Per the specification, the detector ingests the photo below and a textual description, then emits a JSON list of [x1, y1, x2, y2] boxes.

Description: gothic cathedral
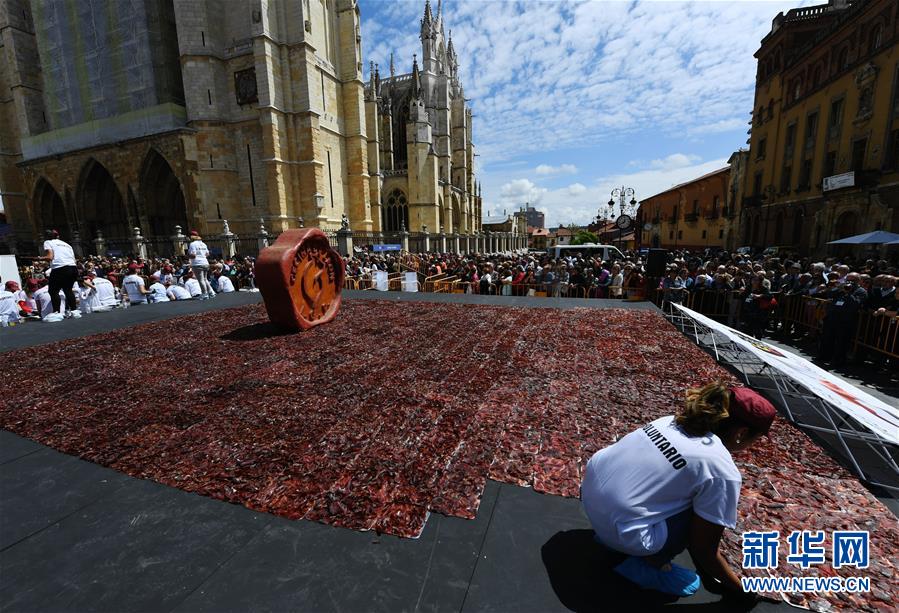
[[366, 0, 482, 236]]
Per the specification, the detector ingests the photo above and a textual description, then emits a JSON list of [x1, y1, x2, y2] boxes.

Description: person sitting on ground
[[147, 273, 170, 303], [213, 265, 235, 293], [581, 382, 775, 602], [122, 264, 152, 305], [33, 280, 66, 319], [0, 277, 20, 325], [182, 270, 203, 298], [166, 279, 192, 301], [81, 272, 118, 311]]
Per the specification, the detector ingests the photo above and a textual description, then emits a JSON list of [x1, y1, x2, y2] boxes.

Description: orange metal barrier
[[854, 310, 899, 359]]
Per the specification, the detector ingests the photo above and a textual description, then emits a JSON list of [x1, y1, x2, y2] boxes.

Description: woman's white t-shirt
[[34, 286, 65, 317], [43, 239, 76, 268], [216, 275, 235, 293], [581, 415, 741, 557], [188, 240, 210, 267], [167, 284, 191, 300], [122, 274, 148, 304], [184, 278, 202, 297], [148, 282, 170, 302]]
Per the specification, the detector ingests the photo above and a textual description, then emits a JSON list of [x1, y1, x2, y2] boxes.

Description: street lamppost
[[606, 186, 638, 250]]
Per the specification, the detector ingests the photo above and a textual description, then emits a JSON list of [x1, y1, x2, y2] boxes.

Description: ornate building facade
[[639, 167, 732, 251], [741, 0, 898, 254], [364, 0, 481, 237], [1, 0, 375, 254]]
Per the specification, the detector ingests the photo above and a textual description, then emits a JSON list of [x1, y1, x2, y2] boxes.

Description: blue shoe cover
[[613, 556, 700, 596]]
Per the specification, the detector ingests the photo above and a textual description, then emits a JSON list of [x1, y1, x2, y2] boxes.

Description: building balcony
[[667, 215, 678, 224], [684, 212, 699, 222], [704, 210, 719, 220]]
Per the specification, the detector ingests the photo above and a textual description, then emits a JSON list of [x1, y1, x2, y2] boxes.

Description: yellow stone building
[[0, 0, 478, 255], [740, 0, 898, 254], [364, 0, 481, 242]]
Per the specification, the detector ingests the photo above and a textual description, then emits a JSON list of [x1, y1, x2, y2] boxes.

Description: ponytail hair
[[676, 381, 732, 437]]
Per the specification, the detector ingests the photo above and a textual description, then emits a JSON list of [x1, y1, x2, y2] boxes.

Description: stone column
[[257, 218, 270, 253], [453, 233, 460, 254], [93, 230, 107, 257], [71, 229, 84, 258], [400, 228, 410, 253], [439, 228, 447, 253], [422, 227, 431, 253], [336, 215, 353, 258], [171, 226, 187, 256], [132, 227, 148, 260], [220, 219, 238, 258]]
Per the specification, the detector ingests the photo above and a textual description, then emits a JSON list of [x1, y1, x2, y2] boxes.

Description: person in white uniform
[[122, 265, 152, 304], [81, 273, 118, 311], [37, 230, 79, 321], [166, 282, 191, 301], [581, 383, 776, 602], [147, 273, 170, 303], [187, 231, 215, 299], [0, 277, 19, 325], [182, 270, 202, 298], [34, 284, 66, 318], [213, 266, 235, 293]]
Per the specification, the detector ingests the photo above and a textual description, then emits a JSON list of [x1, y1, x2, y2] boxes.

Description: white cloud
[[649, 153, 701, 171], [497, 156, 729, 229], [535, 163, 578, 176]]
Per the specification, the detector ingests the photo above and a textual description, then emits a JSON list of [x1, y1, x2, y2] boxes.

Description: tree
[[571, 230, 599, 245]]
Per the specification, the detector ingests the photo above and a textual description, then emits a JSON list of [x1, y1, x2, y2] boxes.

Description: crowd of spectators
[[344, 247, 899, 367], [3, 237, 897, 368], [1, 248, 257, 327]]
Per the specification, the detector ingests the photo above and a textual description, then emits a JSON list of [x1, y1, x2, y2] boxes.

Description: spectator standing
[[38, 230, 79, 321], [609, 264, 624, 298], [187, 230, 216, 299]]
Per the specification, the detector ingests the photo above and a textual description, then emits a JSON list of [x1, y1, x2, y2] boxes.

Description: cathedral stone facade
[[364, 0, 481, 236], [1, 0, 476, 255]]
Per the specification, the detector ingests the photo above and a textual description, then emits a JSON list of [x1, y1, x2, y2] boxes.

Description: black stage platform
[[1, 290, 891, 612]]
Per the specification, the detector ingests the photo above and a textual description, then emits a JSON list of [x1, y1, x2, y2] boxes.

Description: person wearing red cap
[[0, 276, 19, 325], [581, 382, 777, 603], [122, 264, 152, 305]]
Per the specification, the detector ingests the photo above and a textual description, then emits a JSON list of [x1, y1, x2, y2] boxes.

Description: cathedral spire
[[389, 52, 395, 79], [411, 54, 422, 100], [421, 0, 433, 36], [436, 0, 442, 22]]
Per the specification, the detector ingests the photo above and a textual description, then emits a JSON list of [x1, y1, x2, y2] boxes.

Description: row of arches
[[32, 149, 188, 249]]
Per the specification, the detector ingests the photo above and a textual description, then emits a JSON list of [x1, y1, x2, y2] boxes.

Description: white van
[[548, 244, 626, 262]]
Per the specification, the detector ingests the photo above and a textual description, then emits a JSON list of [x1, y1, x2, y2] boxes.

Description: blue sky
[[360, 0, 815, 227]]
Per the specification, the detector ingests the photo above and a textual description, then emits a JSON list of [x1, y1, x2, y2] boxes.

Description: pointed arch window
[[383, 189, 409, 232]]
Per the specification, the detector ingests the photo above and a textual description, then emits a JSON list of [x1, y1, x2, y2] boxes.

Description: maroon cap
[[730, 387, 777, 433], [189, 229, 199, 237], [5, 280, 19, 291], [128, 263, 139, 272]]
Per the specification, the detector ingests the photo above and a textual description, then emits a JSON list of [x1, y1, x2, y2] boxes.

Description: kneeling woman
[[581, 382, 776, 598]]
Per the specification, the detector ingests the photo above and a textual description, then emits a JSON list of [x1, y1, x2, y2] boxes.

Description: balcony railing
[[684, 212, 699, 222], [668, 215, 678, 224], [704, 210, 719, 220]]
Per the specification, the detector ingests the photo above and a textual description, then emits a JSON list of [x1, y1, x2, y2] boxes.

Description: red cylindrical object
[[254, 228, 345, 331]]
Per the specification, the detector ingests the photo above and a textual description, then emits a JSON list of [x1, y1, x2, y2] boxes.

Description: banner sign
[[373, 270, 388, 291], [373, 244, 402, 252], [823, 171, 855, 192], [402, 271, 418, 292], [672, 303, 899, 444]]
